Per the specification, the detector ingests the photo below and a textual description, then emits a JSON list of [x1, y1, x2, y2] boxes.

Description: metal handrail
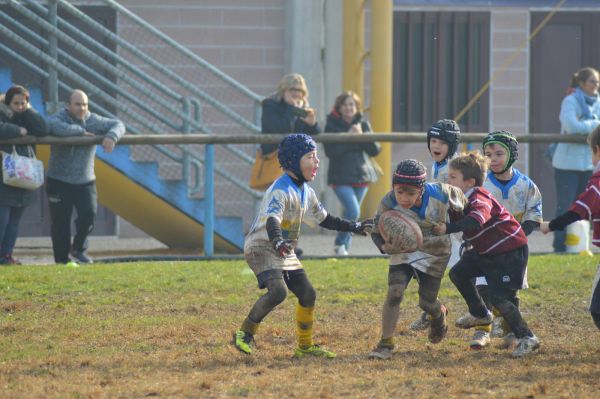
[[0, 10, 189, 133], [55, 0, 261, 133], [22, 1, 183, 102], [4, 0, 270, 211], [23, 0, 258, 168], [1, 132, 571, 257], [0, 41, 262, 199], [1, 133, 585, 146], [15, 2, 193, 128], [0, 24, 182, 140], [0, 41, 179, 160], [102, 0, 262, 104]]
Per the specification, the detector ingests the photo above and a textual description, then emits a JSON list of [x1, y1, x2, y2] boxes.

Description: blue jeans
[[553, 168, 592, 252], [332, 185, 369, 249], [0, 205, 25, 257]]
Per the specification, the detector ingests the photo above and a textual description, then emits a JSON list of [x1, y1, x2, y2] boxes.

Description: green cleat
[[294, 344, 336, 359], [233, 330, 254, 354]]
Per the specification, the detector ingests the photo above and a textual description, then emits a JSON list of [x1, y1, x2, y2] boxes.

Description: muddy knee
[[386, 284, 406, 307], [264, 279, 288, 307]]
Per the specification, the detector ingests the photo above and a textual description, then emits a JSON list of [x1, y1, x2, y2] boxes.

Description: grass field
[[1, 255, 599, 398]]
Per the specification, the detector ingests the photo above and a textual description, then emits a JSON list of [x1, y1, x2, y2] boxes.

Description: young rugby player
[[234, 133, 372, 358], [433, 152, 540, 357], [368, 159, 467, 360], [541, 126, 600, 331]]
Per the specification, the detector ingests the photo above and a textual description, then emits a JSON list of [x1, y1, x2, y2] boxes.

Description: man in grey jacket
[[47, 89, 125, 264]]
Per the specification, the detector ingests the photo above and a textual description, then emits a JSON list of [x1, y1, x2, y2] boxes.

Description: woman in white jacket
[[552, 67, 600, 252]]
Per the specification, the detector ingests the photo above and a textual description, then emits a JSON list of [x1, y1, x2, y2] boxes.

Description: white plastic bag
[[1, 146, 44, 190]]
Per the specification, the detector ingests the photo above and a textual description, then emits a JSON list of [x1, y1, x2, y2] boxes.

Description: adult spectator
[[324, 91, 381, 256], [259, 74, 320, 258], [0, 85, 48, 264], [260, 73, 321, 155], [47, 89, 125, 264], [552, 67, 600, 252]]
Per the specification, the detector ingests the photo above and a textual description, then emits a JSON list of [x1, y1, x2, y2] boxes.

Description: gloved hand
[[351, 218, 374, 236], [272, 239, 294, 258]]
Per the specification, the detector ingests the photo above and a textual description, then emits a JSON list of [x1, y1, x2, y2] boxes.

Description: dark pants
[[553, 168, 592, 252], [388, 264, 442, 317], [590, 263, 600, 327], [46, 178, 97, 264], [0, 205, 25, 257], [449, 246, 533, 338], [249, 269, 316, 323]]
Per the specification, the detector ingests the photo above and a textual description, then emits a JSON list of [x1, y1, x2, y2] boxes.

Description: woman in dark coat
[[0, 85, 48, 264], [260, 73, 321, 155], [324, 91, 381, 256]]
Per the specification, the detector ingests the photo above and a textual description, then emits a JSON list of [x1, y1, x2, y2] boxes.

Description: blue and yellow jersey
[[483, 168, 543, 224], [245, 173, 328, 250], [372, 182, 467, 278]]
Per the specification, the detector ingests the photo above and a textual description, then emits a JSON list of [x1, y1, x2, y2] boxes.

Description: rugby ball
[[378, 210, 423, 254]]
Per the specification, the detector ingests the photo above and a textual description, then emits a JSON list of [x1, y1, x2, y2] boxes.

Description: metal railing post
[[47, 0, 59, 114], [189, 98, 203, 195], [252, 99, 264, 211], [204, 144, 215, 257], [181, 97, 191, 191]]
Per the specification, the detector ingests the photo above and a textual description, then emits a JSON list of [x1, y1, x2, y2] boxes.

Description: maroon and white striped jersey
[[456, 187, 527, 255], [569, 170, 600, 247]]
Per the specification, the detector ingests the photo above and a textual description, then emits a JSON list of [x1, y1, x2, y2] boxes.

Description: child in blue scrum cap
[[234, 133, 373, 358]]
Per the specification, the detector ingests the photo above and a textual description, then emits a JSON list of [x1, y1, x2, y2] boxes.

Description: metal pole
[[363, 0, 393, 218], [0, 133, 586, 146], [181, 97, 191, 191], [253, 99, 264, 211], [47, 0, 59, 114], [204, 144, 215, 257], [343, 0, 365, 96]]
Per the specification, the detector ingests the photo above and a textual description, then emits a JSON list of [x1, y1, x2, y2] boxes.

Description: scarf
[[574, 87, 599, 120]]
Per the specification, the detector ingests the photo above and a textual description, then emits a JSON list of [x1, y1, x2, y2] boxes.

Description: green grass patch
[[0, 255, 599, 398]]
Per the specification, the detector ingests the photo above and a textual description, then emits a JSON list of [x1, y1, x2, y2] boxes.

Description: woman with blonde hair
[[260, 73, 321, 155]]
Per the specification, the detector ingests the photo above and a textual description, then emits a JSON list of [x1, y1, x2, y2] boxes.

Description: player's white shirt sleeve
[[522, 178, 543, 223], [245, 185, 287, 247], [483, 169, 543, 223], [303, 185, 328, 227]]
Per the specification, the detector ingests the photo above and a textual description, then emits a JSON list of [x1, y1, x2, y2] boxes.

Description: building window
[[393, 11, 490, 132]]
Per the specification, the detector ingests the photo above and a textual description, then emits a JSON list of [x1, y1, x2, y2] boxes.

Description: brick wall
[[111, 1, 289, 234], [119, 0, 285, 97], [489, 10, 530, 172]]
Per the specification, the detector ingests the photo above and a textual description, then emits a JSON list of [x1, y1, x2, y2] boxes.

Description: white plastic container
[[565, 220, 593, 256]]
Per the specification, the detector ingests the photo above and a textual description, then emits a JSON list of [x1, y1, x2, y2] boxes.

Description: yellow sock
[[241, 317, 259, 335], [475, 323, 492, 333], [473, 306, 498, 332], [296, 304, 314, 349], [379, 337, 394, 349], [501, 318, 511, 333]]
